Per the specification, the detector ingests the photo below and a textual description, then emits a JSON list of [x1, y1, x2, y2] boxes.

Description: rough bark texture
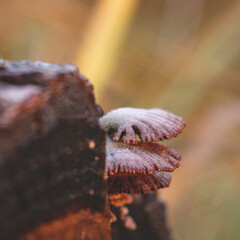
[[0, 60, 110, 240], [111, 193, 171, 240]]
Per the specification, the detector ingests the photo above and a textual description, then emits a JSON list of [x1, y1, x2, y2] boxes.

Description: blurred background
[[0, 0, 239, 239]]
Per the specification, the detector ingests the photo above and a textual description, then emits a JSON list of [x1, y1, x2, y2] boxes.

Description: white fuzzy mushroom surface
[[99, 107, 185, 144], [105, 136, 181, 175]]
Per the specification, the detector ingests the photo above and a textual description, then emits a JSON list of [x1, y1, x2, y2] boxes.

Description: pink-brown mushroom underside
[[108, 171, 171, 194], [106, 137, 181, 175], [99, 108, 185, 144]]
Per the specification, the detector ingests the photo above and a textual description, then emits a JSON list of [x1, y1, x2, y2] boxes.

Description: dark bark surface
[[0, 60, 110, 240], [111, 193, 171, 240]]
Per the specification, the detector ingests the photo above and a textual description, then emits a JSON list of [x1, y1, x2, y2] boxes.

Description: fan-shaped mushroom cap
[[106, 136, 181, 175], [108, 193, 133, 207], [108, 171, 171, 195], [99, 107, 185, 144]]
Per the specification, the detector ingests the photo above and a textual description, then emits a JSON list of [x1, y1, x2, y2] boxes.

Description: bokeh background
[[0, 0, 240, 239]]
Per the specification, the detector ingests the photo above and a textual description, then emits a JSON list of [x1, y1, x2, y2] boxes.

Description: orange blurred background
[[0, 0, 239, 239]]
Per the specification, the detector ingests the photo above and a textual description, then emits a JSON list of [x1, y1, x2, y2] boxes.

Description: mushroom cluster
[[99, 107, 185, 207]]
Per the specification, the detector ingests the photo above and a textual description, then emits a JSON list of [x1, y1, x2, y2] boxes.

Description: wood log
[[0, 60, 111, 240]]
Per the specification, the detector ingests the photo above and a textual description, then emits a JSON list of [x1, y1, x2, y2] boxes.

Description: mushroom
[[99, 107, 185, 208], [108, 193, 133, 207], [99, 107, 185, 144], [108, 170, 171, 195], [106, 136, 181, 176], [106, 137, 174, 206]]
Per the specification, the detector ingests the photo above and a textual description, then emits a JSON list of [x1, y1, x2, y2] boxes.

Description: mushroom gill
[[105, 136, 174, 206], [108, 171, 171, 195]]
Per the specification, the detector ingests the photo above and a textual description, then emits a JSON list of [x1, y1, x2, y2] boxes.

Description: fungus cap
[[99, 107, 185, 144], [106, 136, 181, 175], [108, 193, 133, 207]]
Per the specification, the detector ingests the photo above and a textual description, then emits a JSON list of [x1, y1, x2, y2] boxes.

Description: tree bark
[[0, 60, 111, 240]]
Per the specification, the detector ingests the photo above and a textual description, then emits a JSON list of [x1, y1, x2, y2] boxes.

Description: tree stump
[[0, 60, 111, 240], [0, 59, 172, 240]]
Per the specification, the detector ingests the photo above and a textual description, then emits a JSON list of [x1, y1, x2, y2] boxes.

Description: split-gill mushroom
[[99, 108, 185, 209], [99, 107, 185, 144]]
